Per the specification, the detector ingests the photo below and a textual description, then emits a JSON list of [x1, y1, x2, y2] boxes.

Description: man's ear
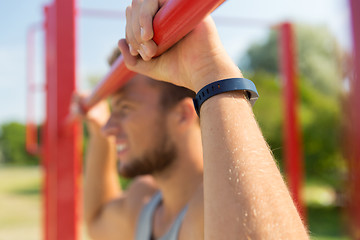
[[169, 97, 198, 128]]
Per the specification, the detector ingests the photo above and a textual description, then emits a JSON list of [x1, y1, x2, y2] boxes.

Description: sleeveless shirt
[[135, 192, 188, 240]]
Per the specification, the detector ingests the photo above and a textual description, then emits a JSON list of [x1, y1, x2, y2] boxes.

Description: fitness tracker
[[193, 78, 259, 116]]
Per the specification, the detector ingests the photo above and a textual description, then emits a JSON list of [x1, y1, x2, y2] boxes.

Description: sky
[[0, 0, 352, 125]]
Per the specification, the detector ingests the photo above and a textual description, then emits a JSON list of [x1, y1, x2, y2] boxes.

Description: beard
[[116, 126, 177, 179]]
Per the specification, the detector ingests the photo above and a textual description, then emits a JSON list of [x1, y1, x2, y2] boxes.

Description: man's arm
[[71, 96, 123, 238], [83, 119, 121, 237], [72, 95, 158, 240], [119, 1, 308, 238], [200, 82, 308, 239]]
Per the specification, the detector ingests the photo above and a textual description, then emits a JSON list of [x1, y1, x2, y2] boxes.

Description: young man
[[75, 0, 309, 239]]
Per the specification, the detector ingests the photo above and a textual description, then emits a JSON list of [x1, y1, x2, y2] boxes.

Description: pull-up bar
[[80, 0, 225, 112]]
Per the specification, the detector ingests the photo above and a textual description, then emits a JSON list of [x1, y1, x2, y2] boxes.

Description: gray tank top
[[135, 192, 188, 240]]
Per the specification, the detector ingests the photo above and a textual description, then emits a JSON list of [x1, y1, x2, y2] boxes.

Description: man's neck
[[153, 133, 203, 219]]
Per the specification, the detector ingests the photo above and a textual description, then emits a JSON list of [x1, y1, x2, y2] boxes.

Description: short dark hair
[[108, 48, 195, 111]]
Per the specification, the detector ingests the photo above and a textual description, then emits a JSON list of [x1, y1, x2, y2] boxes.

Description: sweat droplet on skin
[[253, 209, 257, 217]]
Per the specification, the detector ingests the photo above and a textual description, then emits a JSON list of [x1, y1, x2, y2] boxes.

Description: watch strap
[[193, 78, 259, 116]]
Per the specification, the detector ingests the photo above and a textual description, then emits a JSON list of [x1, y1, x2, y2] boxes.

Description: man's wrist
[[191, 56, 243, 93], [193, 78, 258, 116]]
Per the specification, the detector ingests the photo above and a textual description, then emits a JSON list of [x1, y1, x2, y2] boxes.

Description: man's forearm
[[84, 127, 121, 225], [200, 92, 308, 239]]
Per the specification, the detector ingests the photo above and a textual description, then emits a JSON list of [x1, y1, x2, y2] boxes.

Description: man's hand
[[118, 0, 242, 92], [70, 92, 110, 134]]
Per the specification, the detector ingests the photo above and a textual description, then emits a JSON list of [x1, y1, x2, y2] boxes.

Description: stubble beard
[[117, 124, 177, 179]]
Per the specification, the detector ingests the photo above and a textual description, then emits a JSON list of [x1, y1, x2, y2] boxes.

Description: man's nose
[[101, 116, 122, 136]]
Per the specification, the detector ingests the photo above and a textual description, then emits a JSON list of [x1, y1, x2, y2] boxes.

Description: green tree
[[0, 122, 39, 165], [241, 24, 346, 187], [241, 24, 345, 96]]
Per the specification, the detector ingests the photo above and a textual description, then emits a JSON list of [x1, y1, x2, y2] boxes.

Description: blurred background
[[0, 0, 354, 239]]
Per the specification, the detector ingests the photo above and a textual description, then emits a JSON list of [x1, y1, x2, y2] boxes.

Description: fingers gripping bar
[[80, 0, 225, 112]]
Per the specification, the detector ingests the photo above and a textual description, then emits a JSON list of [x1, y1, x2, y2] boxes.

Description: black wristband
[[193, 78, 259, 116]]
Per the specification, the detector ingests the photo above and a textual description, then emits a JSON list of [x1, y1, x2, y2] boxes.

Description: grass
[[0, 165, 352, 240], [0, 165, 42, 240]]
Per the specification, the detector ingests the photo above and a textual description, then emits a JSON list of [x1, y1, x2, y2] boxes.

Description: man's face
[[103, 75, 177, 178]]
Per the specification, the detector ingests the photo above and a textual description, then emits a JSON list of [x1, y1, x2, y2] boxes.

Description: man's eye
[[119, 104, 131, 115]]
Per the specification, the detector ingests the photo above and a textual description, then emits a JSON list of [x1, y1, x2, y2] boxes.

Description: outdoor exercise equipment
[[43, 1, 81, 239], [26, 23, 42, 155], [278, 22, 305, 220], [80, 0, 225, 112], [41, 0, 225, 239], [24, 0, 360, 239]]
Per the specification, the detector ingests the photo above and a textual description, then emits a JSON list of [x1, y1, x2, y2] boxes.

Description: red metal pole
[[81, 0, 225, 111], [44, 5, 57, 239], [278, 22, 306, 221], [44, 0, 81, 239], [26, 24, 40, 155], [348, 0, 360, 238]]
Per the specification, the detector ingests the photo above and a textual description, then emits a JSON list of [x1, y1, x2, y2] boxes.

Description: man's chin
[[117, 161, 147, 179]]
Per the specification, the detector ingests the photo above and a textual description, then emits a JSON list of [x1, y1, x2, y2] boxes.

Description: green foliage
[[0, 122, 39, 165], [249, 70, 346, 188], [242, 24, 347, 188], [241, 24, 345, 96], [242, 30, 280, 75]]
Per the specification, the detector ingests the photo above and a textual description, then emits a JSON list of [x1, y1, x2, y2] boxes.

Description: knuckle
[[138, 11, 149, 26], [133, 28, 142, 43], [125, 6, 132, 18]]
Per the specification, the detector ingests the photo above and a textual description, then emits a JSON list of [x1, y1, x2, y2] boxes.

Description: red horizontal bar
[[81, 0, 225, 112]]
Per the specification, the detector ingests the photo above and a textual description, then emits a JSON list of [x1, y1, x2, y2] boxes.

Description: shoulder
[[89, 175, 158, 240], [124, 175, 159, 213], [179, 183, 204, 240]]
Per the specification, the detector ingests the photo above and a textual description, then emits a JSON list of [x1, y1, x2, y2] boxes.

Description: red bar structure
[[26, 23, 42, 155], [278, 22, 306, 221], [43, 0, 81, 239], [82, 0, 225, 111], [348, 0, 360, 238]]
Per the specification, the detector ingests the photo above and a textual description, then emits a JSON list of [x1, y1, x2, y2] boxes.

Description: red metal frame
[[42, 0, 227, 239], [348, 0, 360, 237], [26, 23, 42, 155], [43, 1, 81, 239], [39, 0, 311, 238], [278, 22, 305, 221], [81, 0, 225, 111]]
